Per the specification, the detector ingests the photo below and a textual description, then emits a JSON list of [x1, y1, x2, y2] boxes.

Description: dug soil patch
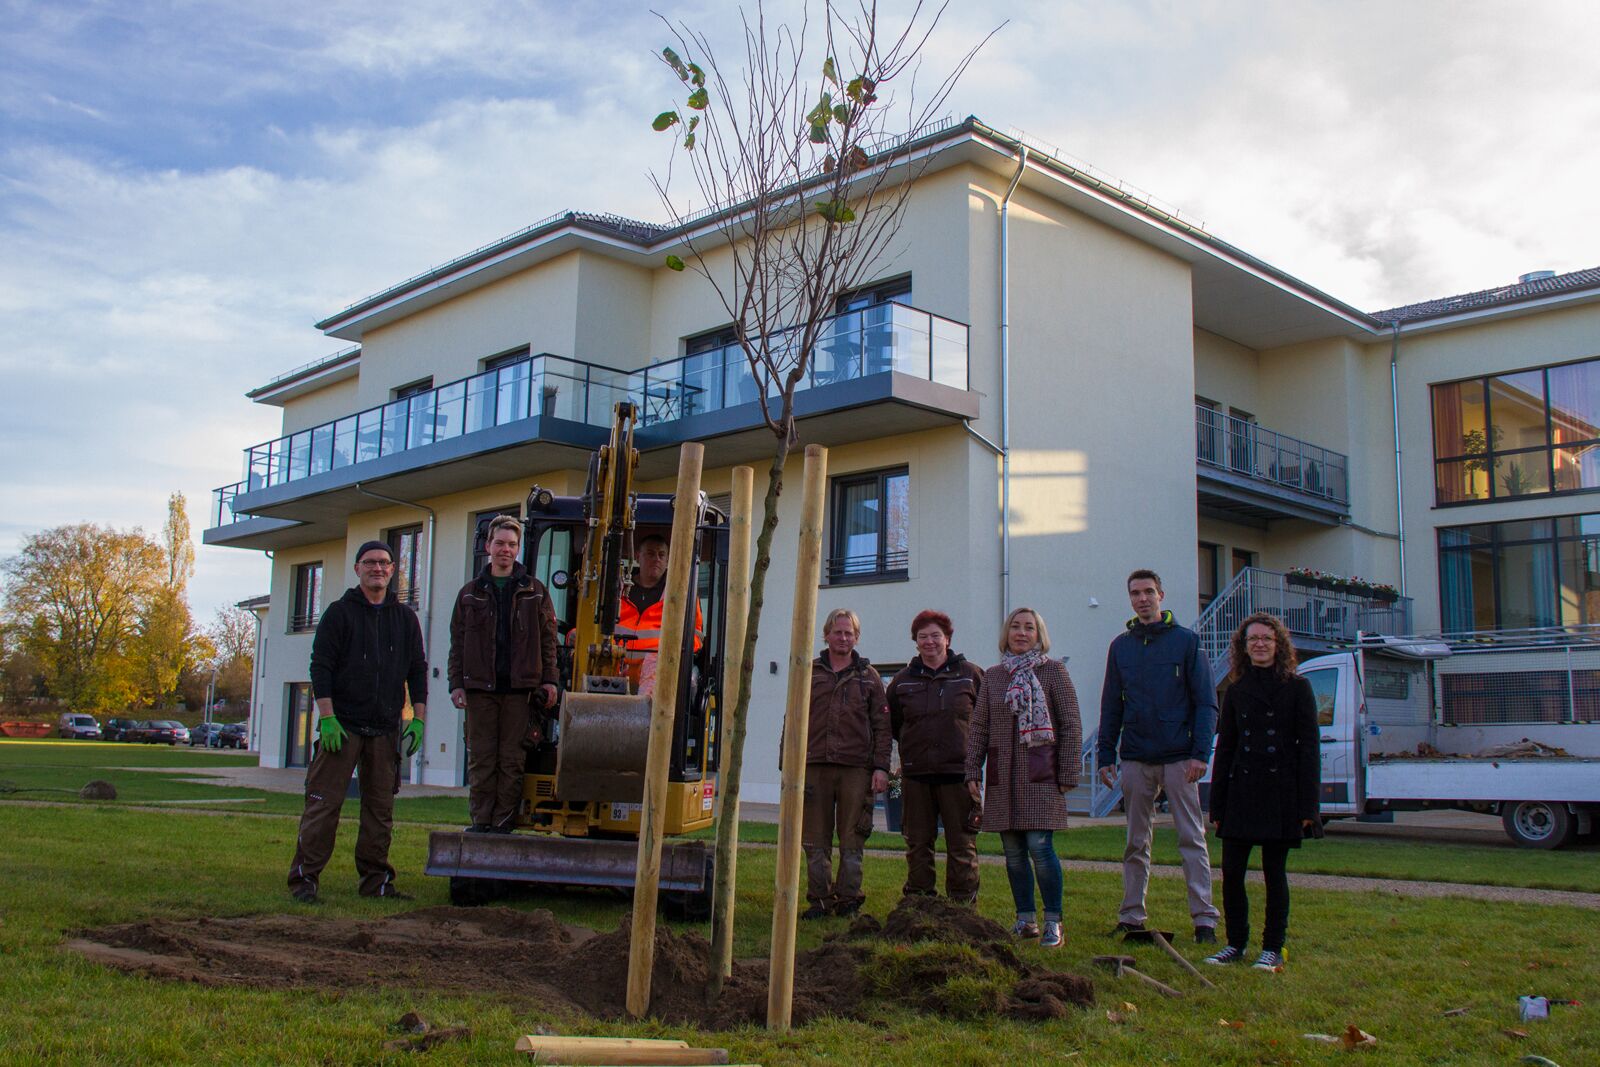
[[66, 896, 1093, 1027]]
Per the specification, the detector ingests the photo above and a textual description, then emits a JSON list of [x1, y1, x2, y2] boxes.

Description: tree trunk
[[706, 437, 791, 996]]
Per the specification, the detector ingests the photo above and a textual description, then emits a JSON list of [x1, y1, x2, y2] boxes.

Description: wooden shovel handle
[[1121, 965, 1184, 999], [1150, 931, 1216, 989]]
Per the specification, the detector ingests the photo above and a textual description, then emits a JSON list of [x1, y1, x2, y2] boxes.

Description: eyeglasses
[[1245, 635, 1276, 645], [359, 559, 394, 569]]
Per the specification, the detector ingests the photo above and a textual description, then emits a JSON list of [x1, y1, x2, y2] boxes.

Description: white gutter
[[353, 483, 438, 782], [999, 143, 1029, 618]]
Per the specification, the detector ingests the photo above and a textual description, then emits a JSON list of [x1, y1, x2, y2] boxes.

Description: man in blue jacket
[[1097, 568, 1220, 943]]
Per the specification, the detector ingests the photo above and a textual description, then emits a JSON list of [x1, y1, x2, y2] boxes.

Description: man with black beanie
[[287, 539, 428, 902]]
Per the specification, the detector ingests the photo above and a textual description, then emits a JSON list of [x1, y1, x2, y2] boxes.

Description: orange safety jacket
[[617, 590, 704, 653]]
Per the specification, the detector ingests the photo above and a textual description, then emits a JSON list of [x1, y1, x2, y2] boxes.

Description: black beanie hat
[[355, 540, 393, 564]]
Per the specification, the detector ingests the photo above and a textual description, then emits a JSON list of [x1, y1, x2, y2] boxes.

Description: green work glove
[[402, 718, 425, 759], [317, 716, 347, 754]]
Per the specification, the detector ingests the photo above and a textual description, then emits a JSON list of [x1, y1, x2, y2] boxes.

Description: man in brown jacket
[[888, 609, 984, 905], [803, 608, 891, 918], [448, 515, 559, 833]]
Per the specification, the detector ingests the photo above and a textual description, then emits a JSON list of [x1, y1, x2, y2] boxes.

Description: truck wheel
[[1502, 801, 1576, 849]]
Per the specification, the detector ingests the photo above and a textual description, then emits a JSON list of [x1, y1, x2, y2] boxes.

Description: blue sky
[[3, 0, 1598, 622]]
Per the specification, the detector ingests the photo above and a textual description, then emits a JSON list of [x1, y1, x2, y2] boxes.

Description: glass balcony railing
[[211, 302, 969, 528], [1195, 405, 1350, 505]]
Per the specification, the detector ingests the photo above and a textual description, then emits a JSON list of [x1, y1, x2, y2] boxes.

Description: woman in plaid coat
[[965, 607, 1083, 948]]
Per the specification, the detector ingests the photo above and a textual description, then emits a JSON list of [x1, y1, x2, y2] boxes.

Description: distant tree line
[[0, 493, 255, 716]]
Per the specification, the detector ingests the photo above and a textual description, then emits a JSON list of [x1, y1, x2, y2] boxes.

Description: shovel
[[1092, 954, 1184, 999], [1121, 928, 1216, 989]]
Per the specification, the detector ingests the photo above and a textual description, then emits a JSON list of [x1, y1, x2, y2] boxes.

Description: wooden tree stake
[[626, 441, 705, 1019], [766, 444, 828, 1030]]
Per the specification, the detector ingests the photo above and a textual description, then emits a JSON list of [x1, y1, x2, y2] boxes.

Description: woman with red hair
[[887, 609, 986, 905]]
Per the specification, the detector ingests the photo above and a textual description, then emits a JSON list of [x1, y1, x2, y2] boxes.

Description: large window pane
[[1493, 451, 1549, 498], [1438, 544, 1494, 633], [884, 471, 909, 570], [1558, 537, 1600, 626], [829, 467, 909, 583], [1489, 370, 1546, 452], [1553, 441, 1600, 492], [1498, 542, 1558, 628], [1548, 361, 1600, 445], [1432, 380, 1486, 460]]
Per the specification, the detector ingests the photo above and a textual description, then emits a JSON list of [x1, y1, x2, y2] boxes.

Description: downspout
[[354, 483, 438, 780], [999, 143, 1029, 619], [1389, 323, 1407, 598]]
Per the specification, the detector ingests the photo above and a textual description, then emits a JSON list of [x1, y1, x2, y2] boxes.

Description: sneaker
[[1011, 919, 1041, 939], [1203, 945, 1246, 965], [1039, 921, 1063, 949], [1252, 949, 1285, 971], [1111, 920, 1146, 936], [290, 885, 320, 905], [801, 904, 830, 920], [1194, 925, 1218, 945]]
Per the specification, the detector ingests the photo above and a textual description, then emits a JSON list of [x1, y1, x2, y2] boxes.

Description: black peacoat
[[1208, 666, 1320, 845]]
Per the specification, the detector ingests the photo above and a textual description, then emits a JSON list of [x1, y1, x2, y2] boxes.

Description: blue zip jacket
[[1096, 611, 1217, 766]]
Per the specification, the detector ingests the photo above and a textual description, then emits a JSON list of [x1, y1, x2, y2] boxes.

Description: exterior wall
[[279, 376, 361, 436], [352, 257, 583, 409], [1194, 329, 1260, 413], [257, 540, 342, 769], [1393, 301, 1600, 633]]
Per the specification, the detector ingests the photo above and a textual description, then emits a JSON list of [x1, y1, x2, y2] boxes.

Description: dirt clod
[[67, 894, 1092, 1028], [78, 780, 116, 800]]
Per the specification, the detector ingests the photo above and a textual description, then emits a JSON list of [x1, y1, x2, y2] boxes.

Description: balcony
[[208, 303, 974, 546], [1195, 405, 1350, 526]]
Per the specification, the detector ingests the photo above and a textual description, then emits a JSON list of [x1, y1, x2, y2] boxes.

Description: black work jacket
[[1209, 666, 1320, 844], [309, 587, 428, 735]]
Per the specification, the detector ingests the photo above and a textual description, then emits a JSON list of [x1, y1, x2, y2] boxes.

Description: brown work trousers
[[802, 763, 874, 908], [465, 691, 530, 829], [900, 777, 980, 903], [286, 730, 401, 897]]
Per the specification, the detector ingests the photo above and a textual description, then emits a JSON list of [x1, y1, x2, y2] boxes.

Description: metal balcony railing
[[1195, 405, 1349, 505], [1194, 567, 1413, 681], [212, 302, 969, 528]]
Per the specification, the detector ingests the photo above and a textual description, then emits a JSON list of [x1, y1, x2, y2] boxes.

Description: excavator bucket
[[425, 831, 710, 893], [554, 691, 654, 802]]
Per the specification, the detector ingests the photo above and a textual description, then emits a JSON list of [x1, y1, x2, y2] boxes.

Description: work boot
[[834, 899, 863, 918], [1111, 920, 1145, 936], [290, 885, 320, 905], [1194, 925, 1218, 945], [801, 904, 830, 920]]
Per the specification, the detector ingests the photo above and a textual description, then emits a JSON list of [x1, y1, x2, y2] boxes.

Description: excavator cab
[[426, 403, 729, 911]]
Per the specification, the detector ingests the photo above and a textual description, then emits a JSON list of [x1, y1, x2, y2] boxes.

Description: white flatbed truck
[[1296, 630, 1600, 848]]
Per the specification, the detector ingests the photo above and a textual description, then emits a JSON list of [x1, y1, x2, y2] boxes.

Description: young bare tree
[[649, 1, 994, 990]]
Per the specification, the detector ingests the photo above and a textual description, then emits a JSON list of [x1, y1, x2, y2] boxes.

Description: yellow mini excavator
[[425, 402, 727, 912]]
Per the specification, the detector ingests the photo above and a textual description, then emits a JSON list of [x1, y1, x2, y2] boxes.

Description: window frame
[[1437, 511, 1600, 632], [1431, 354, 1600, 506], [826, 466, 910, 586], [289, 562, 323, 634], [387, 524, 425, 608]]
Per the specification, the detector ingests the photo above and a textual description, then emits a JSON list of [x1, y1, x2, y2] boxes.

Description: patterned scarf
[[1002, 648, 1054, 748]]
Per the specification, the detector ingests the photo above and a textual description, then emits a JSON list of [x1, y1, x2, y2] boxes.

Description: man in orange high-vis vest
[[617, 534, 703, 692]]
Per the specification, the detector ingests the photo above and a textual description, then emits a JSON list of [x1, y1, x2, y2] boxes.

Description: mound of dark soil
[[65, 895, 1092, 1028]]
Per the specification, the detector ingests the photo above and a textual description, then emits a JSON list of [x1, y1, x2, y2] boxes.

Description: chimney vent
[[1519, 270, 1556, 284]]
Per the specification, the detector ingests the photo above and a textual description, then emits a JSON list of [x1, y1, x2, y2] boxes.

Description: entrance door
[[286, 683, 315, 768], [1302, 659, 1356, 815]]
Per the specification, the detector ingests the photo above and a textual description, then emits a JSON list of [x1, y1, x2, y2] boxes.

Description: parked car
[[103, 717, 141, 742], [188, 722, 223, 747], [56, 713, 102, 740], [217, 722, 249, 750], [133, 720, 189, 745]]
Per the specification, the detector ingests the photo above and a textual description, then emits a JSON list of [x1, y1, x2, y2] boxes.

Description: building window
[[1198, 542, 1220, 607], [290, 562, 323, 633], [388, 525, 424, 607], [286, 682, 315, 768], [1438, 512, 1600, 632], [393, 377, 434, 400], [828, 467, 909, 584], [471, 507, 520, 576], [1432, 356, 1600, 505], [835, 276, 912, 313]]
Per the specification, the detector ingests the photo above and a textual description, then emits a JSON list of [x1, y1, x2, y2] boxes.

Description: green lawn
[[1, 802, 1595, 1066], [6, 738, 1598, 892]]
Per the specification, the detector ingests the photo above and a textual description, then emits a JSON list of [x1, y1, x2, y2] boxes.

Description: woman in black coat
[[1204, 611, 1320, 971]]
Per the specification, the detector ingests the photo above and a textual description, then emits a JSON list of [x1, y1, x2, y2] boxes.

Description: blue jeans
[[999, 829, 1063, 923]]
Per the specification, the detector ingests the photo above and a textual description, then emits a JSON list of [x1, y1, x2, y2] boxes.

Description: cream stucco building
[[205, 118, 1600, 795]]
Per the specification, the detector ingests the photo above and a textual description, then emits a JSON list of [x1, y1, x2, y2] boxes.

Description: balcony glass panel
[[1194, 404, 1349, 506], [309, 424, 333, 476], [332, 416, 356, 469], [380, 400, 407, 456], [213, 302, 969, 527], [496, 361, 531, 425], [464, 369, 495, 433], [433, 381, 465, 442]]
